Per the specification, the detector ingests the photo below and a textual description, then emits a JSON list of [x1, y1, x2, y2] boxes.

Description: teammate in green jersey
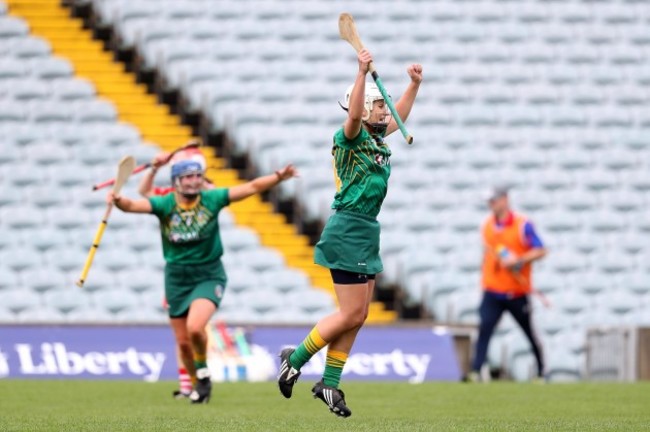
[[108, 159, 297, 404], [277, 48, 423, 417]]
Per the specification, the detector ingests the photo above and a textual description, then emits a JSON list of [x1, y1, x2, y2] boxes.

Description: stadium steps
[[6, 0, 397, 323]]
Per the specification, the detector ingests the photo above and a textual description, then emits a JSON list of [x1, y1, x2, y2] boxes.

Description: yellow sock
[[290, 327, 328, 369], [323, 349, 348, 388]]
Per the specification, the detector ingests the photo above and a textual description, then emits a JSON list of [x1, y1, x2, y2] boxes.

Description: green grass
[[1, 381, 649, 431]]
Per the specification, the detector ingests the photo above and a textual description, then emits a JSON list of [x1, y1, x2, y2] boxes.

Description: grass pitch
[[1, 380, 649, 431]]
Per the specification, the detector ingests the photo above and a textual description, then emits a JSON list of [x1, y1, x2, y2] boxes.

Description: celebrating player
[[137, 145, 214, 400], [108, 159, 297, 403], [277, 48, 422, 417]]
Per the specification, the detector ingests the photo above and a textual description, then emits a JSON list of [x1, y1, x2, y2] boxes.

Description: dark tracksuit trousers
[[471, 290, 545, 377]]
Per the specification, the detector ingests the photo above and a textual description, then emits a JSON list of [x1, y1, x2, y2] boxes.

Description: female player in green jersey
[[278, 48, 423, 417], [107, 159, 297, 404]]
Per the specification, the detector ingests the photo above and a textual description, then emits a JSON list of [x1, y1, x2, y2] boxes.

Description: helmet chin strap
[[364, 120, 388, 138]]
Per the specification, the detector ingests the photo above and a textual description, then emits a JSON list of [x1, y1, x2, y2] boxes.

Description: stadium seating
[[2, 0, 650, 380]]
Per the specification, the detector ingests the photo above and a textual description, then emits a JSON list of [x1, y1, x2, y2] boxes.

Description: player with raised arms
[[277, 46, 422, 417], [107, 159, 297, 403]]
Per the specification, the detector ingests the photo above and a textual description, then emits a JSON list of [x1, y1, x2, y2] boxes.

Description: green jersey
[[149, 189, 230, 265], [331, 128, 392, 218]]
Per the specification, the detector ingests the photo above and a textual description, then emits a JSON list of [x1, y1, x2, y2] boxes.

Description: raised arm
[[228, 165, 298, 203], [385, 63, 423, 137], [343, 49, 372, 140], [107, 190, 152, 213], [138, 152, 172, 198]]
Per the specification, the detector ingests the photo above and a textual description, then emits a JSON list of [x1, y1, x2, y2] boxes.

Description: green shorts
[[314, 210, 383, 274], [164, 260, 228, 318]]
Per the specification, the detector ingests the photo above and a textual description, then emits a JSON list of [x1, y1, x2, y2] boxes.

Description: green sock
[[290, 327, 328, 370], [323, 349, 348, 388], [194, 353, 207, 370]]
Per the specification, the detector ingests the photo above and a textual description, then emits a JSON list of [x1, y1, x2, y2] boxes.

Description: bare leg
[[327, 279, 375, 353], [169, 317, 195, 378], [186, 298, 217, 361]]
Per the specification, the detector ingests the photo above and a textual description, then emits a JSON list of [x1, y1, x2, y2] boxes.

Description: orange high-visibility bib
[[481, 212, 533, 296]]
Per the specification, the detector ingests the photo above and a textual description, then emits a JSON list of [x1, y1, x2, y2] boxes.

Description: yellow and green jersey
[[149, 189, 230, 265], [331, 128, 391, 218]]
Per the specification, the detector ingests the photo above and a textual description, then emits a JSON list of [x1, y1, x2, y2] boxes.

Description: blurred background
[[0, 0, 649, 383]]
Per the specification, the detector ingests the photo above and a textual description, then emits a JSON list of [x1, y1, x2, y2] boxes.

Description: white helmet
[[341, 82, 388, 121]]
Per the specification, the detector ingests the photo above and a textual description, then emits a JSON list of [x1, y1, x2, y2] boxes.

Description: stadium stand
[[1, 0, 649, 380]]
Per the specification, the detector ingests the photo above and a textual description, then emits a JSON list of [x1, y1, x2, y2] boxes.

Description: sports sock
[[194, 353, 208, 371], [323, 349, 348, 388], [289, 327, 328, 370], [178, 367, 192, 394]]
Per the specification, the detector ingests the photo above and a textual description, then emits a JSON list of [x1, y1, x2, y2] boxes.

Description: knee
[[341, 308, 366, 329], [186, 323, 205, 340]]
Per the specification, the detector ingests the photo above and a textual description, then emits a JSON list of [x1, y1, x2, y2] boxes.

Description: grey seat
[[26, 228, 68, 251], [427, 271, 471, 316], [448, 249, 482, 274], [0, 16, 29, 38], [596, 252, 633, 275], [538, 209, 581, 233], [17, 306, 66, 323], [75, 99, 118, 123], [0, 247, 40, 271], [66, 306, 116, 323], [0, 100, 28, 122], [46, 248, 88, 272], [620, 272, 650, 298], [554, 291, 589, 316], [580, 169, 619, 191], [96, 248, 138, 272], [588, 210, 627, 234], [30, 57, 74, 80], [24, 142, 69, 166], [43, 288, 92, 315], [261, 268, 310, 294], [10, 79, 50, 100], [545, 347, 582, 383], [90, 123, 141, 147], [572, 271, 610, 297], [51, 78, 96, 100], [286, 289, 336, 316], [0, 266, 20, 291], [11, 36, 51, 58], [28, 185, 67, 209], [80, 267, 119, 293], [25, 266, 69, 294], [538, 169, 575, 191], [93, 289, 141, 314], [0, 59, 28, 80], [404, 208, 442, 233], [4, 288, 42, 314], [30, 100, 74, 123], [118, 267, 163, 294], [237, 289, 284, 315], [534, 271, 565, 296], [220, 227, 261, 253], [223, 267, 260, 295], [0, 229, 23, 252], [236, 248, 285, 273], [50, 206, 93, 230], [545, 250, 588, 274], [119, 228, 160, 252], [555, 189, 598, 213]]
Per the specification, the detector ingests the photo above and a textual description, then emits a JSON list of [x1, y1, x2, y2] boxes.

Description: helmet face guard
[[341, 82, 391, 137], [171, 160, 204, 198]]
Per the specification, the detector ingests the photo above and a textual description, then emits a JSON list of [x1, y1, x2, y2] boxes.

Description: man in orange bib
[[470, 186, 548, 381]]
